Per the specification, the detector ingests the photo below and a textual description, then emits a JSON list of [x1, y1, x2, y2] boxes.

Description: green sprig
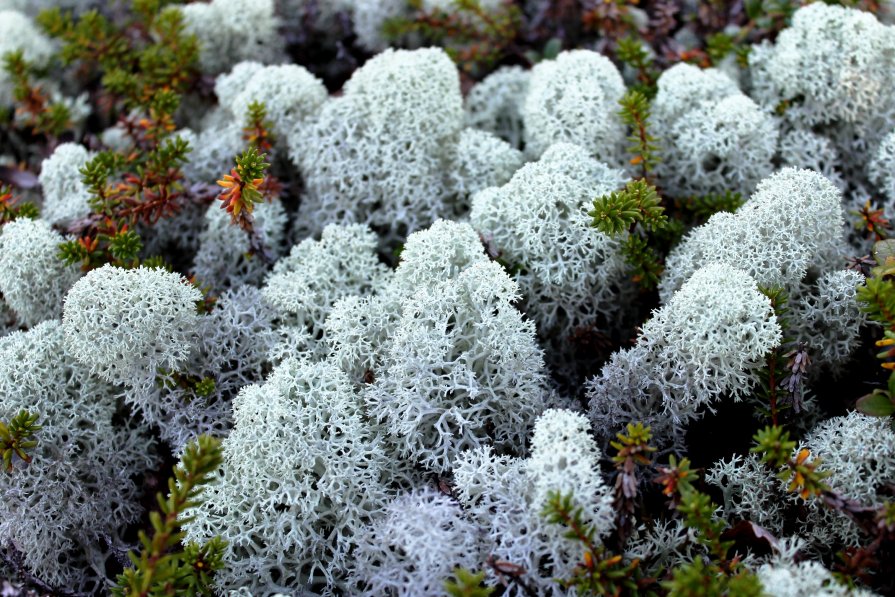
[[0, 410, 42, 474], [113, 434, 226, 597]]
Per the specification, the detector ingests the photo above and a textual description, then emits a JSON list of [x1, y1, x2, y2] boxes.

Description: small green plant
[[590, 179, 669, 289], [37, 2, 198, 109], [610, 422, 656, 546], [383, 0, 522, 75], [751, 425, 830, 500], [616, 37, 658, 98], [444, 567, 495, 597], [590, 180, 666, 237], [754, 286, 808, 425], [618, 90, 660, 179], [654, 456, 763, 596], [58, 133, 191, 271], [2, 50, 71, 137], [852, 200, 891, 241], [0, 184, 39, 225], [243, 101, 276, 153], [856, 240, 895, 427], [217, 147, 270, 232], [113, 434, 226, 597], [0, 410, 41, 474], [542, 491, 644, 595]]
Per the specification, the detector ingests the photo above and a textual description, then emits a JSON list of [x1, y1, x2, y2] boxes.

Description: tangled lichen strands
[[61, 265, 202, 386], [660, 168, 845, 301], [522, 50, 627, 163], [365, 260, 547, 473], [349, 487, 484, 596], [182, 357, 392, 594], [465, 65, 530, 149], [289, 47, 464, 242], [0, 219, 82, 328], [588, 263, 782, 446], [37, 142, 92, 227], [0, 321, 155, 593]]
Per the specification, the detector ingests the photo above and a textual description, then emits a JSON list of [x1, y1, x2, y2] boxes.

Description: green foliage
[[542, 491, 643, 595], [108, 229, 143, 265], [591, 179, 670, 290], [611, 422, 655, 469], [113, 434, 226, 597], [233, 147, 268, 185], [0, 410, 41, 474], [159, 370, 217, 402], [383, 0, 522, 75], [590, 179, 666, 236], [37, 8, 129, 67], [619, 90, 660, 176], [2, 49, 72, 137], [622, 234, 665, 290], [753, 286, 804, 424], [751, 425, 831, 499], [0, 184, 39, 225], [665, 557, 764, 597], [244, 101, 276, 152], [655, 456, 763, 595], [706, 32, 736, 63], [676, 191, 745, 223], [217, 147, 270, 231], [611, 423, 656, 546], [444, 568, 494, 597], [38, 3, 198, 109], [58, 133, 191, 270], [616, 36, 657, 97], [856, 240, 895, 427]]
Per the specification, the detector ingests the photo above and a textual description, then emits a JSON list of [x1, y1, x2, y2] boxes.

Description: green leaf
[[542, 37, 562, 60], [856, 391, 895, 417], [745, 0, 764, 20], [874, 239, 895, 265]]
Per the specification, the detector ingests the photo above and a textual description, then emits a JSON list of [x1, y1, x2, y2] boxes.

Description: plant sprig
[[0, 410, 41, 474], [542, 491, 645, 595], [113, 434, 226, 597]]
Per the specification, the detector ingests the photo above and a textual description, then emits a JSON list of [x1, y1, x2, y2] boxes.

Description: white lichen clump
[[653, 63, 777, 196], [177, 0, 283, 74], [523, 50, 626, 162], [588, 263, 781, 445], [349, 488, 483, 597], [0, 219, 82, 327], [465, 65, 530, 149], [38, 143, 92, 227], [365, 261, 547, 473], [0, 10, 55, 106], [661, 168, 845, 300], [470, 143, 629, 348], [453, 409, 614, 595], [222, 63, 327, 134], [61, 265, 202, 386], [289, 48, 464, 242], [0, 321, 155, 593], [262, 223, 391, 361], [183, 357, 392, 594]]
